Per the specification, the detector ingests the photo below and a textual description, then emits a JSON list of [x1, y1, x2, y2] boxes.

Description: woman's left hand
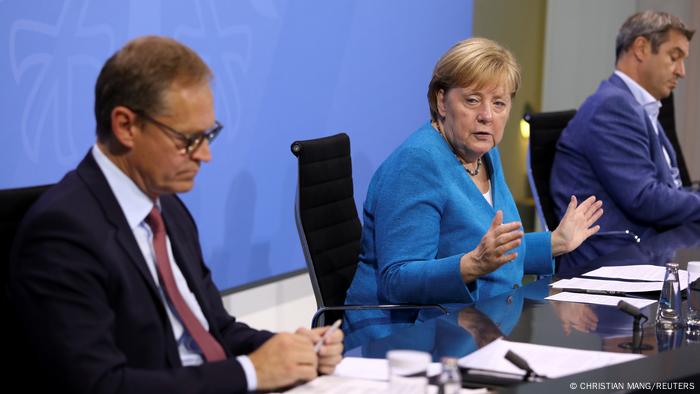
[[551, 195, 603, 256]]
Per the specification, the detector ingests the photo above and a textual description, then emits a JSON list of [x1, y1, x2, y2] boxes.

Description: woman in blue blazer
[[344, 37, 603, 343]]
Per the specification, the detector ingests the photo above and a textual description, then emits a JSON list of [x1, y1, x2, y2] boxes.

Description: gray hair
[[615, 10, 694, 62]]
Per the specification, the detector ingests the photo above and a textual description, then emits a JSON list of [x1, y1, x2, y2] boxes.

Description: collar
[[92, 144, 159, 230], [614, 70, 662, 120]]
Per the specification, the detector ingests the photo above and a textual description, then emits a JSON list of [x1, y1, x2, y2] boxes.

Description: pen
[[314, 319, 342, 353], [559, 288, 627, 296]]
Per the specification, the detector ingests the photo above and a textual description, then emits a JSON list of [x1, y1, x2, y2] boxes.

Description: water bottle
[[656, 262, 683, 330], [437, 357, 461, 394], [686, 261, 700, 339], [656, 325, 684, 352]]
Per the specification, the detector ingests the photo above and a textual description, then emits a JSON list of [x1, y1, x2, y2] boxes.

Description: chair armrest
[[592, 230, 641, 243], [311, 304, 447, 328]]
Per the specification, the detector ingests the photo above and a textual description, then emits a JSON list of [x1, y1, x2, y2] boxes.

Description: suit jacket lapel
[[609, 74, 655, 140], [656, 121, 679, 167], [75, 152, 170, 318], [656, 123, 682, 188], [76, 152, 194, 367]]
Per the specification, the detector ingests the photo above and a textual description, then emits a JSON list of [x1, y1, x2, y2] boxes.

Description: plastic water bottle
[[437, 357, 461, 394], [656, 262, 683, 330]]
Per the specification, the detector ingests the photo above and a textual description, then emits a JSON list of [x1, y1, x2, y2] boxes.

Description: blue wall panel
[[1, 0, 473, 291]]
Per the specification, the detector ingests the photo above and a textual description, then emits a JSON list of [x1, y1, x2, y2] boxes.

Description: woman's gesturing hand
[[552, 195, 603, 256], [460, 210, 523, 283]]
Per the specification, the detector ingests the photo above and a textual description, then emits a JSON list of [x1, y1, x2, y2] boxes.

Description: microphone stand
[[617, 301, 653, 352]]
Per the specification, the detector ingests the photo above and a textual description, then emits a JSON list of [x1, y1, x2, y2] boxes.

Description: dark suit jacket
[[9, 152, 273, 394], [550, 73, 700, 266]]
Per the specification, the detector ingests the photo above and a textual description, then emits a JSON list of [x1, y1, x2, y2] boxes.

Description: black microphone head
[[617, 300, 643, 318], [504, 350, 532, 373]]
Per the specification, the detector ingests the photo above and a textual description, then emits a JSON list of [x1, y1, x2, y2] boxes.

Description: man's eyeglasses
[[131, 108, 223, 155]]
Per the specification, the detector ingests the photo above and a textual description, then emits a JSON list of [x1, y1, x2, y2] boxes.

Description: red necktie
[[146, 207, 226, 362]]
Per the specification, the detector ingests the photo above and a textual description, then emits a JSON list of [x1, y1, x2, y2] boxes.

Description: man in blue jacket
[[550, 10, 696, 265]]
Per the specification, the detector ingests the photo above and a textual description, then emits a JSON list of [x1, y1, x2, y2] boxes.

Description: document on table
[[546, 291, 656, 308], [330, 356, 442, 381], [583, 265, 688, 290], [458, 338, 644, 379], [283, 375, 389, 393], [550, 277, 663, 293], [284, 375, 486, 393], [284, 358, 488, 393]]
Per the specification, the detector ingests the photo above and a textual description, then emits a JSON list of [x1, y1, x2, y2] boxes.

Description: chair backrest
[[1, 184, 52, 293], [1, 184, 52, 388], [526, 110, 576, 231], [291, 133, 362, 318], [659, 92, 692, 187]]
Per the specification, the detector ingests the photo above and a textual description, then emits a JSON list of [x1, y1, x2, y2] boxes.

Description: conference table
[[343, 222, 700, 392]]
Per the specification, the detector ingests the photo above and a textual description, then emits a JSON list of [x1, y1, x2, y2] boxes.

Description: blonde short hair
[[428, 37, 521, 122]]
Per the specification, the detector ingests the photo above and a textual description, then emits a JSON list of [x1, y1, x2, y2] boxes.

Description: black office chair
[[525, 111, 640, 252], [659, 92, 696, 188], [1, 184, 52, 390], [291, 133, 446, 327], [525, 110, 577, 232]]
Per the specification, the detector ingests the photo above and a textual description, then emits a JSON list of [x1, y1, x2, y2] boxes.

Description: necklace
[[432, 120, 482, 177], [458, 156, 481, 176]]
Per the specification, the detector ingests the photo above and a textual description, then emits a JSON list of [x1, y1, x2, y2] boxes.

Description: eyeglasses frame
[[128, 107, 223, 155]]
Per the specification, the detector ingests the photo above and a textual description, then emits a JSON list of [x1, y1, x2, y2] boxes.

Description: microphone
[[617, 300, 647, 321], [504, 350, 546, 381]]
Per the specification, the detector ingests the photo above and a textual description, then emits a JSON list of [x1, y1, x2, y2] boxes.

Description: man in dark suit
[[550, 11, 697, 265], [9, 36, 342, 394]]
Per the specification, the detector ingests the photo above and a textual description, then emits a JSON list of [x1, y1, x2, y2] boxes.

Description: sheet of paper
[[283, 376, 388, 393], [458, 338, 644, 379], [546, 291, 656, 309], [332, 357, 442, 381], [332, 357, 389, 381], [286, 375, 488, 394], [551, 277, 664, 293], [284, 372, 487, 393], [583, 265, 688, 289]]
